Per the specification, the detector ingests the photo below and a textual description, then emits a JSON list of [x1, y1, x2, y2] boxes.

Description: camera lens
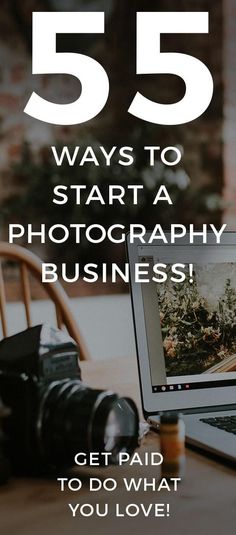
[[37, 380, 139, 469]]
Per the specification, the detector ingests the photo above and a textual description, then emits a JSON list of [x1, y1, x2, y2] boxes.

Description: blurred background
[[0, 0, 235, 357]]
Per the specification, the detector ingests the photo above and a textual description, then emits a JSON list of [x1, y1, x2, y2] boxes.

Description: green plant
[[158, 276, 236, 376]]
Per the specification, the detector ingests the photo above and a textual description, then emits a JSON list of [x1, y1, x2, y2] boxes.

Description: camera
[[0, 324, 139, 474]]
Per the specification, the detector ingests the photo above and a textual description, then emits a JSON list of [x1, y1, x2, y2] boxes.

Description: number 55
[[24, 11, 213, 126]]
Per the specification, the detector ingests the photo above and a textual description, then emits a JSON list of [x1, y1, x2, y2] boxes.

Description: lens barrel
[[38, 380, 139, 469]]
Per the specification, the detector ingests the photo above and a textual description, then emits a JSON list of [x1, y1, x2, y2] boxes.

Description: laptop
[[127, 231, 236, 463]]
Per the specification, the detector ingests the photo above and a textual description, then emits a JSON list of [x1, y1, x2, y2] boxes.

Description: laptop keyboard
[[200, 416, 236, 435]]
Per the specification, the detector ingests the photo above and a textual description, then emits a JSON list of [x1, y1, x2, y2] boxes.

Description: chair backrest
[[0, 242, 89, 360]]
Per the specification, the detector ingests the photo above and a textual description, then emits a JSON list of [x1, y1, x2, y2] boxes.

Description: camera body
[[0, 325, 139, 475], [0, 324, 80, 473]]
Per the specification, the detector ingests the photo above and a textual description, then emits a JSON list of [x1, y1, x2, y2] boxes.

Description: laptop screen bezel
[[127, 232, 236, 415]]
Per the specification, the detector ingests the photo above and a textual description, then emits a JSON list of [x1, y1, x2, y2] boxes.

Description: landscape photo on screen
[[157, 263, 236, 377]]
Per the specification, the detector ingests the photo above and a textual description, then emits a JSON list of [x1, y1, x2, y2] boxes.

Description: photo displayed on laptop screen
[[158, 263, 236, 377], [139, 246, 236, 393]]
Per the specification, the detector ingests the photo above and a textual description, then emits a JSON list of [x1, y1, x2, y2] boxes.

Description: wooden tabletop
[[0, 357, 235, 535]]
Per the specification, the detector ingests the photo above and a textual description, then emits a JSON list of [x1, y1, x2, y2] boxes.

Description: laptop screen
[[138, 245, 236, 394]]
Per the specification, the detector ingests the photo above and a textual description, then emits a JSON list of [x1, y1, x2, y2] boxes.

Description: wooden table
[[0, 357, 235, 535]]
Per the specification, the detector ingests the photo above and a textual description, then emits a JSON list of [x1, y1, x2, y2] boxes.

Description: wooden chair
[[0, 242, 89, 360]]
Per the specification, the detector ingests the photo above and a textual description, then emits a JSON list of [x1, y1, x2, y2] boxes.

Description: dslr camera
[[0, 324, 139, 474]]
